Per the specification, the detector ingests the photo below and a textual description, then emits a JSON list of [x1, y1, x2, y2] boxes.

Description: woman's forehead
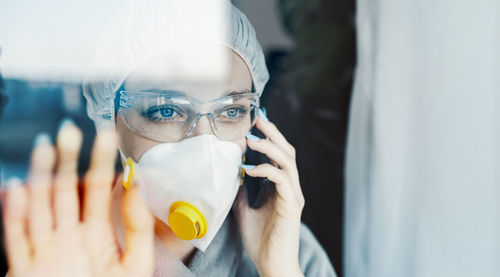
[[123, 45, 252, 100]]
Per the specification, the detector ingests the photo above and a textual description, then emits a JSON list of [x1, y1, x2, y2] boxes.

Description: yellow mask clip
[[241, 155, 246, 186], [122, 157, 136, 190]]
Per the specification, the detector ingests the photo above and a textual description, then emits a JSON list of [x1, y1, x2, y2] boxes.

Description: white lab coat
[[344, 1, 499, 276]]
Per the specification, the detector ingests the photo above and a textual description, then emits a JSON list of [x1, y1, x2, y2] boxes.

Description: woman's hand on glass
[[1, 120, 154, 277], [236, 114, 305, 277]]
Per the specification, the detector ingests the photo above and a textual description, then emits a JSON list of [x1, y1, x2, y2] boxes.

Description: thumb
[[234, 185, 250, 223], [236, 186, 249, 211], [121, 179, 155, 275]]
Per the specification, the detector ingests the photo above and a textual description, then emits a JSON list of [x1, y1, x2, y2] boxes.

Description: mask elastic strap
[[118, 147, 127, 164], [240, 154, 245, 186]]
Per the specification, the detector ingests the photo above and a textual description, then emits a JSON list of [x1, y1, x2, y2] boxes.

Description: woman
[[2, 0, 335, 276]]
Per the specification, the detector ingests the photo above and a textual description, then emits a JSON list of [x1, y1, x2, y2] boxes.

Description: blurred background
[[0, 0, 355, 276]]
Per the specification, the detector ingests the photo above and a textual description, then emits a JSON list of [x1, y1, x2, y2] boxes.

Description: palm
[[236, 189, 302, 276], [29, 229, 93, 277]]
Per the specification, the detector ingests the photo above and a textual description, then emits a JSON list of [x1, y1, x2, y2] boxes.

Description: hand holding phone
[[236, 111, 305, 277]]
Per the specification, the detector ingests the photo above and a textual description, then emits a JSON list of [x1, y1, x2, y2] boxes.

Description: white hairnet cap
[[83, 0, 269, 130]]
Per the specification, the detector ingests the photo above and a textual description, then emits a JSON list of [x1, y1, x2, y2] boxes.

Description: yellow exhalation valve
[[168, 201, 207, 240]]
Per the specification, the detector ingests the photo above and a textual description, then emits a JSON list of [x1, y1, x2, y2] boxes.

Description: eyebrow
[[227, 89, 253, 96]]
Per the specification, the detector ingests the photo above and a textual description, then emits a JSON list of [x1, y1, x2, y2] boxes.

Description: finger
[[3, 179, 31, 270], [28, 133, 56, 250], [83, 130, 118, 222], [245, 134, 301, 198], [246, 136, 296, 172], [255, 117, 295, 158], [121, 180, 154, 274], [243, 164, 294, 201], [54, 119, 83, 230]]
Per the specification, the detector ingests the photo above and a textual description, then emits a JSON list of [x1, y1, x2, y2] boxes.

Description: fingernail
[[258, 108, 268, 121], [58, 117, 75, 131], [241, 164, 256, 170], [245, 132, 260, 141], [261, 107, 268, 117], [33, 132, 51, 147]]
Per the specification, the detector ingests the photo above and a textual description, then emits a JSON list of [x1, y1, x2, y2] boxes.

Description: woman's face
[[116, 45, 253, 162]]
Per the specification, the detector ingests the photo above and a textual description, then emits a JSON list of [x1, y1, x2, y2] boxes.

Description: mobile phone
[[244, 127, 276, 209]]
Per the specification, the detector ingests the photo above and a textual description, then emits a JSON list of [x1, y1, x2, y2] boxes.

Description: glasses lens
[[212, 94, 258, 141], [119, 93, 196, 142]]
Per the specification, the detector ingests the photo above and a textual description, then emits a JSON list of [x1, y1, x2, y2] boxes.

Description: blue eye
[[217, 106, 248, 121], [160, 107, 174, 118], [226, 108, 239, 118], [143, 105, 185, 122]]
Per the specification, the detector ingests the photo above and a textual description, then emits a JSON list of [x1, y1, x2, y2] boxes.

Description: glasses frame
[[118, 90, 260, 142]]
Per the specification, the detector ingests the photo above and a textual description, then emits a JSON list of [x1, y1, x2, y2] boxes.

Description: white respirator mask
[[120, 134, 243, 251]]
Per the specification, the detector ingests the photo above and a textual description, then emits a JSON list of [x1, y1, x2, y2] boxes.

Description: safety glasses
[[118, 90, 260, 142]]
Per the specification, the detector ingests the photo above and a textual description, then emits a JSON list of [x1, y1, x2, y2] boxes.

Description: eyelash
[[217, 106, 248, 120], [143, 105, 185, 122], [141, 103, 250, 122]]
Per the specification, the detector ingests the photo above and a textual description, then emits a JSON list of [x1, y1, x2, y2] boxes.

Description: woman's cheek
[[116, 115, 161, 162]]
